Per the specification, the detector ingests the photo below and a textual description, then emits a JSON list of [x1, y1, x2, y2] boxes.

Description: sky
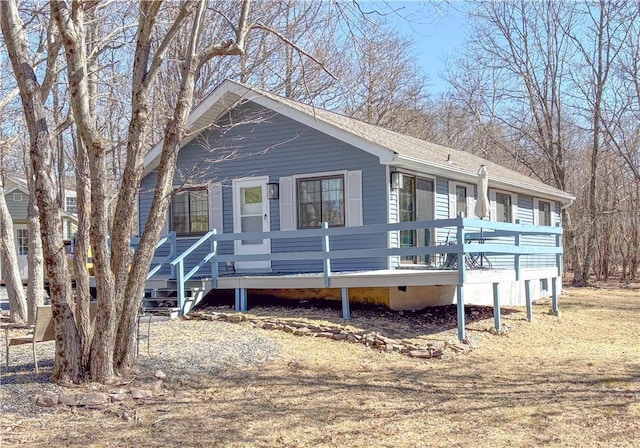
[[376, 1, 470, 95]]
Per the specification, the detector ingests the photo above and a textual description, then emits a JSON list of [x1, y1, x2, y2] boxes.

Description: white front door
[[232, 177, 271, 271]]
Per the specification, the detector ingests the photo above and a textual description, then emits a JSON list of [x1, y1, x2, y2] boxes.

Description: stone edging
[[186, 311, 476, 358]]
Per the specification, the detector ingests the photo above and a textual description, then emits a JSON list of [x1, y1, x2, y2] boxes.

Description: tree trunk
[[0, 187, 28, 323], [1, 0, 81, 383], [72, 132, 93, 369], [26, 166, 45, 324]]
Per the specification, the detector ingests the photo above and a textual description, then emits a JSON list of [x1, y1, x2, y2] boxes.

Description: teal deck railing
[[146, 217, 563, 319], [131, 231, 177, 280]]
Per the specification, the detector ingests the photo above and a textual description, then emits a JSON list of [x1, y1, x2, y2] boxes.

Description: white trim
[[346, 170, 363, 227], [232, 176, 271, 270], [209, 183, 223, 233], [385, 165, 395, 269], [12, 192, 23, 202], [278, 176, 295, 231]]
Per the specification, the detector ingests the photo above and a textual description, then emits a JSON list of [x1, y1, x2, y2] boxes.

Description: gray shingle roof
[[235, 81, 572, 201], [145, 79, 573, 202]]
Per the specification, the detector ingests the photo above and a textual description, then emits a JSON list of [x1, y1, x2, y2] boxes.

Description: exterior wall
[[389, 268, 558, 309], [139, 101, 388, 276], [486, 194, 559, 270], [4, 191, 28, 222]]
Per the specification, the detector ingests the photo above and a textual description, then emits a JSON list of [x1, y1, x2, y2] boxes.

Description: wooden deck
[[145, 217, 563, 341]]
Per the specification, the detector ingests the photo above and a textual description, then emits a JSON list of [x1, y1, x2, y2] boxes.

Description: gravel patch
[[1, 317, 281, 418]]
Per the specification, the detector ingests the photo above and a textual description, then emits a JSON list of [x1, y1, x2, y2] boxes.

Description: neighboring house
[[139, 80, 574, 333], [1, 175, 78, 283]]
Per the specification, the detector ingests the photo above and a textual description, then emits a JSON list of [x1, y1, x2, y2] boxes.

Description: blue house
[[139, 80, 574, 339]]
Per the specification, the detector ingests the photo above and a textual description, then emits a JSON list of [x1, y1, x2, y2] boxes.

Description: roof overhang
[[3, 184, 29, 195], [391, 154, 575, 205]]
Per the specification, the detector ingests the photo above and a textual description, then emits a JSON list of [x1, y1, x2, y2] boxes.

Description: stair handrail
[[169, 229, 217, 314], [131, 231, 177, 280]]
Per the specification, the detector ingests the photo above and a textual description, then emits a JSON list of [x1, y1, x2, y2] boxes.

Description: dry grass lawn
[[2, 286, 639, 447]]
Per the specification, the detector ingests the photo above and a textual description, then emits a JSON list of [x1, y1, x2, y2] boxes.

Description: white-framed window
[[170, 187, 209, 236], [279, 170, 362, 231], [65, 196, 78, 214], [533, 198, 553, 226], [16, 228, 28, 256], [490, 189, 518, 223], [13, 192, 23, 202], [296, 174, 345, 229], [448, 181, 474, 218]]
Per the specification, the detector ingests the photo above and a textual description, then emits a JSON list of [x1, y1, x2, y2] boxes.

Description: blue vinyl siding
[[139, 101, 564, 276], [139, 102, 388, 274]]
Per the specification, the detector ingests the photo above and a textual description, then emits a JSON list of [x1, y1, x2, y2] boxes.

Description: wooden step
[[141, 306, 180, 319]]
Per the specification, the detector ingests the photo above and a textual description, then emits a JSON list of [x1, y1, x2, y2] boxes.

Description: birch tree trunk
[[0, 187, 28, 323]]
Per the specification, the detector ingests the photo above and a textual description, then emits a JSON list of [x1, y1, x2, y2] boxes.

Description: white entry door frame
[[232, 176, 271, 271], [14, 225, 29, 281]]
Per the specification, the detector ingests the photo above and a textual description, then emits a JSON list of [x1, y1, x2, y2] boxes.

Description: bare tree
[[561, 0, 633, 285], [448, 0, 585, 282]]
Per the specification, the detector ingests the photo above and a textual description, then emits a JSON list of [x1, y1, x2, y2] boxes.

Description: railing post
[[322, 222, 331, 287], [525, 279, 533, 322], [492, 282, 501, 331], [555, 224, 562, 278], [456, 217, 466, 341], [210, 229, 218, 289], [170, 231, 177, 279], [177, 261, 185, 316], [514, 219, 521, 281]]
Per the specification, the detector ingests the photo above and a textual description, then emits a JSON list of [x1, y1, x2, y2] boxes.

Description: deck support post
[[455, 219, 466, 342], [341, 287, 350, 320], [234, 288, 247, 311], [551, 277, 559, 315], [240, 288, 247, 311], [525, 279, 533, 322], [492, 282, 501, 331], [456, 284, 466, 341]]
